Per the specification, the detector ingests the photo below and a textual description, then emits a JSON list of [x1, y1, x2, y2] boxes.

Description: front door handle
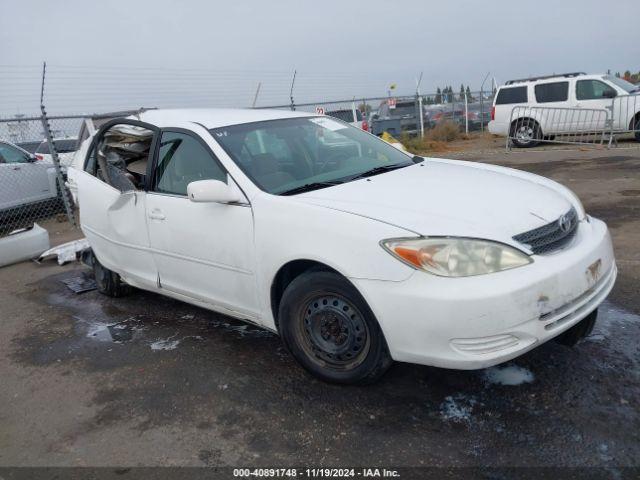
[[13, 166, 21, 171], [149, 210, 166, 220]]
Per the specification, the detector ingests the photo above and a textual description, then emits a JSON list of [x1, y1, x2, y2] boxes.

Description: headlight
[[381, 237, 532, 277]]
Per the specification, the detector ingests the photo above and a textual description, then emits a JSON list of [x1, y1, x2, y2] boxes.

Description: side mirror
[[603, 89, 617, 99], [187, 178, 246, 204], [27, 154, 37, 162]]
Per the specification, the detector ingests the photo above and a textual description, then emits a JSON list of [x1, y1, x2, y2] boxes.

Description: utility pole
[[416, 72, 425, 138]]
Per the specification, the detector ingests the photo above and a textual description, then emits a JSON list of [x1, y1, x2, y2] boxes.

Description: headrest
[[251, 153, 279, 175]]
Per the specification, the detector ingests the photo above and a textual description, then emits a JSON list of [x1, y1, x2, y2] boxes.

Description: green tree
[[460, 84, 465, 101], [465, 86, 472, 102], [435, 87, 442, 104], [358, 103, 371, 115]]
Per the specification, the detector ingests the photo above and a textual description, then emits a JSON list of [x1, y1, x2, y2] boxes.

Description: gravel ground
[[0, 143, 638, 475]]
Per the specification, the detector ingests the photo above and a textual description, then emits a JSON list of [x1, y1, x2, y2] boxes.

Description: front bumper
[[351, 217, 616, 369]]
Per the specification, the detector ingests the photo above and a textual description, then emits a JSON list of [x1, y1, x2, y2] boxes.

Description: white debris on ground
[[150, 334, 203, 351], [39, 238, 90, 265], [150, 338, 181, 351], [484, 365, 535, 386], [440, 394, 478, 423]]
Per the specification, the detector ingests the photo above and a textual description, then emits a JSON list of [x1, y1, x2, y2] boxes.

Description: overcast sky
[[1, 0, 639, 115]]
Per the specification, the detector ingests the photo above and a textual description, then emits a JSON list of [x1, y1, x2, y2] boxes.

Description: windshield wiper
[[278, 181, 343, 196], [347, 162, 412, 181]]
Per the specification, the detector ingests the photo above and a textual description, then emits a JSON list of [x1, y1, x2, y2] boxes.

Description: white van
[[488, 72, 640, 147]]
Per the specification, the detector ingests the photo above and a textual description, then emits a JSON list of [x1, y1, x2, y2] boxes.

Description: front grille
[[513, 207, 578, 255]]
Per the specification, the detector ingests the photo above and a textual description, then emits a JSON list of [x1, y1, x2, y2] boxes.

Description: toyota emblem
[[558, 214, 572, 233]]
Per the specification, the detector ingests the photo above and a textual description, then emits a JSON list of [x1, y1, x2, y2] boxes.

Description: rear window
[[36, 139, 77, 154], [535, 82, 569, 103], [495, 86, 528, 105]]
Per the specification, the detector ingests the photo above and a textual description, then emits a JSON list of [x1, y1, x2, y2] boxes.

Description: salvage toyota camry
[[73, 108, 616, 384]]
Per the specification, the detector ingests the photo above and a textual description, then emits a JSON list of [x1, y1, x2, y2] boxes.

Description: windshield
[[604, 75, 638, 93], [210, 116, 414, 195]]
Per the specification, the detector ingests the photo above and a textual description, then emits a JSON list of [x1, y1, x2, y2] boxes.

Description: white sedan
[[75, 108, 616, 384]]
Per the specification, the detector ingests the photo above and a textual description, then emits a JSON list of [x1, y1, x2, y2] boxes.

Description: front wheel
[[554, 308, 598, 347], [93, 255, 130, 297], [278, 271, 392, 384]]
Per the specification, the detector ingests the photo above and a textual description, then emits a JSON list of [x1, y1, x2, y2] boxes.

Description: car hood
[[293, 160, 573, 246]]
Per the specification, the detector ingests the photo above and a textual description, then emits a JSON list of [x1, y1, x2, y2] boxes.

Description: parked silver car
[[0, 140, 64, 233]]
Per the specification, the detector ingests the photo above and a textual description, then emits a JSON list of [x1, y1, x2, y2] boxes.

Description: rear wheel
[[278, 271, 392, 384], [510, 119, 542, 148], [554, 308, 598, 347], [93, 255, 129, 297], [632, 114, 640, 142]]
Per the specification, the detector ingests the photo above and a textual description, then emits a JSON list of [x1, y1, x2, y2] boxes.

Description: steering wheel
[[316, 151, 351, 175]]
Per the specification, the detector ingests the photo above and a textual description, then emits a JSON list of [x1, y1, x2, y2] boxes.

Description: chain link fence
[[0, 115, 79, 237], [271, 90, 495, 138]]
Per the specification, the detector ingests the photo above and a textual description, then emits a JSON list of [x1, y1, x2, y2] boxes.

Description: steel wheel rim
[[300, 295, 370, 370]]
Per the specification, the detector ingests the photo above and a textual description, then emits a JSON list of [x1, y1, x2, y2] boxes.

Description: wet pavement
[[2, 264, 639, 470], [1, 148, 639, 470]]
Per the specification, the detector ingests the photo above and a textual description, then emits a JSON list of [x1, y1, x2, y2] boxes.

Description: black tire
[[93, 255, 130, 297], [510, 118, 542, 148], [633, 115, 640, 142], [278, 270, 392, 385], [554, 308, 598, 347]]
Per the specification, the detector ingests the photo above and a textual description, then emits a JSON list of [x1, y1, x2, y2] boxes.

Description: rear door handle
[[148, 210, 166, 220], [13, 166, 21, 171]]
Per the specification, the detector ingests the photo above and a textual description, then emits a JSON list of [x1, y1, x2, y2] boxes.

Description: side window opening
[[576, 80, 617, 101], [86, 123, 154, 192], [153, 131, 226, 196], [495, 86, 528, 105], [534, 81, 569, 103]]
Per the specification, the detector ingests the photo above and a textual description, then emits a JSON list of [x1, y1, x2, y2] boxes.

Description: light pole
[[480, 71, 491, 132]]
